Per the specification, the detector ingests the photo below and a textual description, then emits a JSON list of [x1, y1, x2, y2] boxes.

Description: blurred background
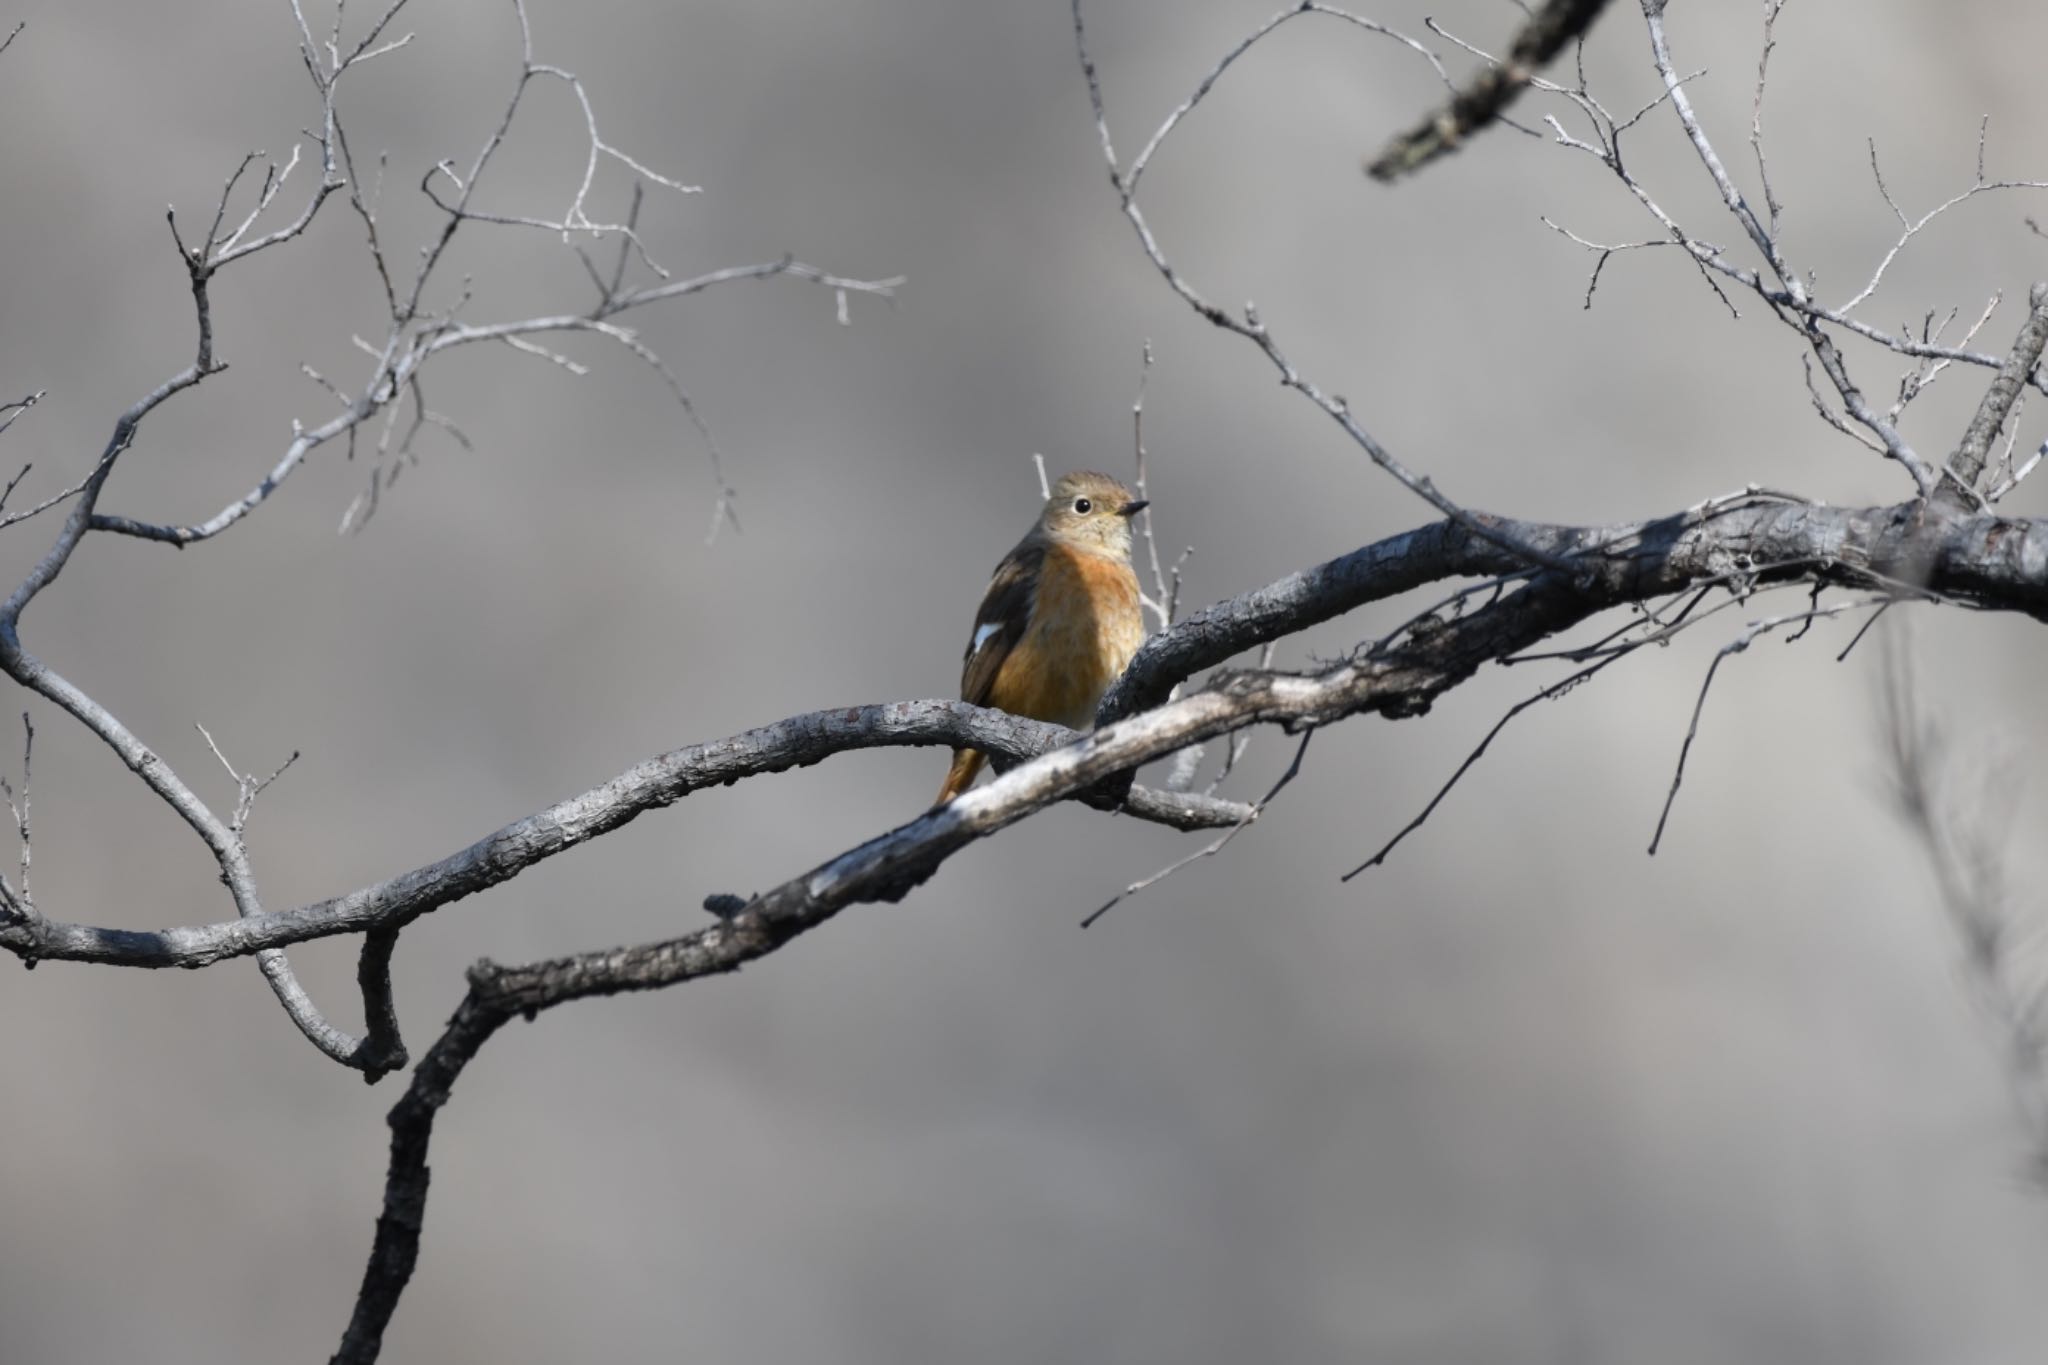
[[2, 1, 2047, 1360]]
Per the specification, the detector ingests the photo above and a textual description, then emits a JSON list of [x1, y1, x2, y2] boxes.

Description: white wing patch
[[971, 621, 1003, 654]]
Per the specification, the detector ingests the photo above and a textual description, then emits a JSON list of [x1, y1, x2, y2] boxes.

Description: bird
[[934, 469, 1150, 806]]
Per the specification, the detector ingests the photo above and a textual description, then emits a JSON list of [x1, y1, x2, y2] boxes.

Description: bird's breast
[[988, 545, 1145, 730]]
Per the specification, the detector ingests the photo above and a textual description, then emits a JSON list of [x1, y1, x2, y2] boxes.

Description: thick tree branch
[[14, 493, 2048, 986], [333, 576, 1582, 1362], [346, 485, 1965, 1358], [1101, 491, 2048, 723], [312, 8, 2048, 1352], [669, 500, 2048, 960], [334, 971, 510, 1365], [1, 701, 1249, 970]]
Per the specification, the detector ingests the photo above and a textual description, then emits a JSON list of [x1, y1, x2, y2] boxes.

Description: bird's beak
[[1119, 498, 1150, 518]]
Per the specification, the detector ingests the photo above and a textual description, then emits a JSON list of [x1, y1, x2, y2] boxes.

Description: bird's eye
[[1073, 497, 1092, 514]]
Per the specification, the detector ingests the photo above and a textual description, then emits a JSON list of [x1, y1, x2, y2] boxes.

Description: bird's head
[[1039, 470, 1148, 556]]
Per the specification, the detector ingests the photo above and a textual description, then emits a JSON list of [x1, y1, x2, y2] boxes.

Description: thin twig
[[1131, 340, 1175, 631], [0, 389, 43, 441], [1071, 0, 1576, 574], [1082, 729, 1313, 927], [1347, 653, 1622, 878], [1649, 594, 1892, 854]]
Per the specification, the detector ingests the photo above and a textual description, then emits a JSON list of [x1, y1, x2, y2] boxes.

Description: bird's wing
[[960, 540, 1044, 705]]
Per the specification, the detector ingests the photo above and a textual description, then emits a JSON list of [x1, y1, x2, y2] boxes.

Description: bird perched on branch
[[935, 470, 1150, 805]]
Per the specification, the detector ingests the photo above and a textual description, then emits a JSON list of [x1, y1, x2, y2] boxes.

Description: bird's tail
[[934, 748, 986, 806]]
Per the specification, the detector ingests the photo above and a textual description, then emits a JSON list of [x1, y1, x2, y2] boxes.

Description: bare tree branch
[[13, 491, 2048, 986], [1636, 0, 1940, 493], [0, 191, 363, 1061], [1947, 282, 2048, 501], [1346, 652, 1623, 879], [85, 255, 898, 548], [9, 3, 2048, 1356], [0, 0, 899, 1076], [1, 699, 1252, 970], [0, 389, 41, 442], [1082, 729, 1313, 927], [1647, 593, 1893, 855], [1367, 0, 1613, 181], [0, 712, 36, 932], [355, 926, 409, 1082], [325, 480, 2048, 1355], [1070, 0, 1573, 573], [1528, 5, 2048, 497]]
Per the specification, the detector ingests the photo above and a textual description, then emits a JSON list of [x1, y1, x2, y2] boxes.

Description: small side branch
[[0, 207, 357, 1064], [1130, 341, 1182, 631], [354, 926, 409, 1082], [1649, 594, 1894, 854], [1083, 729, 1313, 927], [1947, 281, 2048, 501], [1347, 653, 1622, 878], [88, 261, 898, 550], [195, 722, 299, 837], [0, 712, 36, 936], [0, 390, 42, 442]]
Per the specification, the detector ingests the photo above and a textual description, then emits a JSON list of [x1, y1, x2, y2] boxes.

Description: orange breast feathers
[[985, 543, 1146, 730]]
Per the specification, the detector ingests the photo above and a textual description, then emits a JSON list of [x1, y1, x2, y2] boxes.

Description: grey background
[[3, 1, 2048, 1361]]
